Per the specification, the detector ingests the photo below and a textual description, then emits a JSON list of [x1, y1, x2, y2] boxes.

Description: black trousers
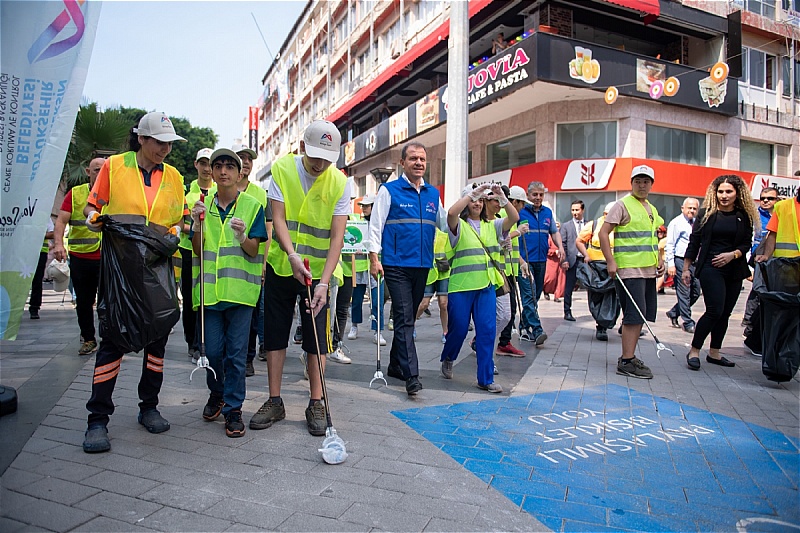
[[563, 263, 579, 314], [180, 247, 197, 352], [691, 266, 743, 351], [667, 257, 701, 329], [86, 335, 168, 428], [28, 252, 48, 311], [384, 266, 427, 379], [498, 275, 518, 346], [70, 255, 101, 342], [332, 275, 354, 344]]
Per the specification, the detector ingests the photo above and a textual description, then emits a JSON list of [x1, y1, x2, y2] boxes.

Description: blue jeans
[[441, 286, 497, 387], [204, 304, 251, 415], [518, 261, 546, 335], [351, 281, 385, 331]]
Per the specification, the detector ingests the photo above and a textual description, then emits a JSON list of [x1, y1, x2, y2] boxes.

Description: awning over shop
[[601, 0, 659, 24], [327, 0, 494, 124]]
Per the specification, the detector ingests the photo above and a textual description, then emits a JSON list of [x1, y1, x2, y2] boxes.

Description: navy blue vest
[[382, 178, 439, 267]]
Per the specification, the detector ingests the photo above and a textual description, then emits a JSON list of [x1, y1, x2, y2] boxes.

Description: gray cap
[[210, 148, 242, 171]]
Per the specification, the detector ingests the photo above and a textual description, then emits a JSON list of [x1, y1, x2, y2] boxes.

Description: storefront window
[[646, 125, 706, 166], [555, 192, 616, 224], [556, 122, 617, 160], [740, 140, 773, 174], [487, 131, 536, 173], [647, 194, 701, 226]]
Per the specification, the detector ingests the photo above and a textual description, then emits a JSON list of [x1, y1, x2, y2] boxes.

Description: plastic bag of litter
[[97, 215, 181, 354]]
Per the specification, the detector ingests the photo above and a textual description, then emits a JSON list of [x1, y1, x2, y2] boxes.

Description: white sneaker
[[373, 333, 387, 346], [347, 325, 358, 340], [329, 348, 352, 364], [299, 352, 309, 380]]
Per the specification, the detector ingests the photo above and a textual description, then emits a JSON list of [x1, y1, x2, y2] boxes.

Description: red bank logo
[[581, 163, 596, 186], [27, 0, 87, 64], [562, 160, 615, 190]]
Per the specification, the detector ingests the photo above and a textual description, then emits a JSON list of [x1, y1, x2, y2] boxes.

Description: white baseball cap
[[302, 120, 341, 163], [195, 148, 213, 161], [210, 148, 242, 171], [358, 194, 376, 206], [46, 260, 70, 293], [507, 185, 531, 203], [631, 164, 655, 181], [232, 144, 257, 159], [133, 112, 187, 142]]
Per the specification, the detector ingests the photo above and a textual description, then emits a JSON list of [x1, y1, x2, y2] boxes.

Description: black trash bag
[[97, 215, 181, 354], [754, 257, 800, 383], [576, 261, 620, 329]]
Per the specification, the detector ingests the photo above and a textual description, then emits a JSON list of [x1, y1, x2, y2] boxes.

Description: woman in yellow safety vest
[[439, 183, 518, 393]]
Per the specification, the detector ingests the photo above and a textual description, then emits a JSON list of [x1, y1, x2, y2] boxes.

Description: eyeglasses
[[760, 197, 777, 202]]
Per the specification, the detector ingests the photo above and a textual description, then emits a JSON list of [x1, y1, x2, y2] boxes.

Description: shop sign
[[561, 159, 615, 190], [751, 174, 799, 199]]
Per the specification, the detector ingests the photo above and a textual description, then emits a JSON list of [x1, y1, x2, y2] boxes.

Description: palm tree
[[62, 102, 130, 188]]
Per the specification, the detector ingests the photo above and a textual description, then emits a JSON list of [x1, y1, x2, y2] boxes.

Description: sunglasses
[[760, 197, 777, 202]]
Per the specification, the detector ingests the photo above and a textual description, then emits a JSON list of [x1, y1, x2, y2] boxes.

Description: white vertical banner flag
[[0, 0, 101, 340]]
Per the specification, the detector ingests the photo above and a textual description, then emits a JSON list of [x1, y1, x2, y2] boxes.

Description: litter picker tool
[[304, 258, 348, 465], [190, 193, 217, 382], [616, 276, 674, 358], [369, 273, 387, 389]]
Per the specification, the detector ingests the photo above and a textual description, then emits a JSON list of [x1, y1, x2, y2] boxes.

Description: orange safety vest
[[103, 151, 184, 231]]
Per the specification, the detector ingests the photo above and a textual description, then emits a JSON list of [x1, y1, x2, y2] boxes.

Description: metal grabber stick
[[369, 273, 387, 388], [304, 258, 347, 464], [616, 276, 674, 358], [191, 194, 217, 382]]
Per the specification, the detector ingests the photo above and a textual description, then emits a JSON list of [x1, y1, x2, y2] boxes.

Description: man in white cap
[[249, 120, 350, 436], [576, 201, 618, 341], [599, 165, 664, 379], [179, 148, 215, 363], [233, 144, 270, 377], [81, 111, 188, 453]]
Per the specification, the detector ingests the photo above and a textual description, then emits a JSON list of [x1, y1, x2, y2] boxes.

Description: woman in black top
[[683, 175, 757, 370]]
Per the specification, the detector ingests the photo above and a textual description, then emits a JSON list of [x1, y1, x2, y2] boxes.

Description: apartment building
[[250, 0, 799, 220]]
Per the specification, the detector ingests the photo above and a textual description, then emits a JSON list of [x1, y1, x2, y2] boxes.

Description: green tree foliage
[[63, 102, 129, 188], [114, 107, 218, 187]]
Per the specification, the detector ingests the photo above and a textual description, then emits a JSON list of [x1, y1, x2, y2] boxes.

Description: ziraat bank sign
[[751, 174, 799, 199], [466, 39, 536, 112], [561, 159, 615, 190]]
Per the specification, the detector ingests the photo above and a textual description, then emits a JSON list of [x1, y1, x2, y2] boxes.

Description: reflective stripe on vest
[[509, 223, 520, 276], [448, 219, 503, 294], [267, 154, 346, 278], [427, 229, 452, 284], [773, 198, 800, 258], [192, 193, 263, 308], [104, 152, 185, 231], [69, 184, 101, 253], [242, 181, 268, 259], [613, 196, 662, 268], [180, 179, 216, 249]]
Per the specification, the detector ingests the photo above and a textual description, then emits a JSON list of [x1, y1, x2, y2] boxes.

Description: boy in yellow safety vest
[[190, 149, 267, 438]]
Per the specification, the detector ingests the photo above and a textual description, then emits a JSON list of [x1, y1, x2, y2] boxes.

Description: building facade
[[251, 0, 799, 220]]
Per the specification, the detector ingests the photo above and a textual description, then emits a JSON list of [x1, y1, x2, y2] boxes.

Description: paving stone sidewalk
[[1, 284, 797, 532]]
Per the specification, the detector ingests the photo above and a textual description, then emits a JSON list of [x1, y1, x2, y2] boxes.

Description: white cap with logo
[[232, 143, 257, 159], [507, 185, 531, 203], [303, 120, 341, 163], [195, 148, 213, 161], [46, 259, 70, 293], [133, 112, 187, 142], [631, 164, 655, 181]]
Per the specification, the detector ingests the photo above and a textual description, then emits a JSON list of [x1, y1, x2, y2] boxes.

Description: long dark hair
[[701, 174, 757, 228]]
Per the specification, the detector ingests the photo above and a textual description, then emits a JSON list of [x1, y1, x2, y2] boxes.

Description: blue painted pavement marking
[[392, 384, 800, 532]]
